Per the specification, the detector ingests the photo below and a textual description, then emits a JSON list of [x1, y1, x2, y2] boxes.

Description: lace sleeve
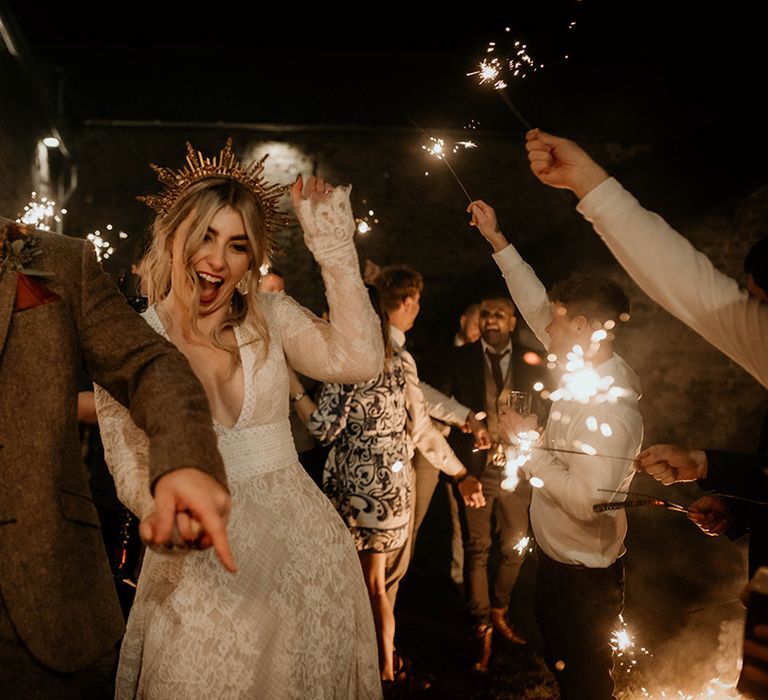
[[278, 186, 384, 383], [94, 383, 155, 520], [306, 382, 355, 445]]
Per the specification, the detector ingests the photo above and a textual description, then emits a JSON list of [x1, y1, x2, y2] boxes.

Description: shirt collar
[[480, 338, 512, 356], [389, 324, 406, 349]]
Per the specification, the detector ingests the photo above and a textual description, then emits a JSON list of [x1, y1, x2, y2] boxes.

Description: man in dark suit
[[0, 220, 233, 697], [436, 295, 538, 671]]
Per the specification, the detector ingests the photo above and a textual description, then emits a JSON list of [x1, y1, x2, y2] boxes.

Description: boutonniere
[[0, 221, 53, 278]]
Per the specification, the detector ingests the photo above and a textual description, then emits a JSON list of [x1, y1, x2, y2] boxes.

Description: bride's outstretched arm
[[277, 176, 384, 384], [94, 383, 155, 520]]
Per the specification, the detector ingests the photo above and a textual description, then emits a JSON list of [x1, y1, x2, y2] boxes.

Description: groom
[[0, 219, 234, 697]]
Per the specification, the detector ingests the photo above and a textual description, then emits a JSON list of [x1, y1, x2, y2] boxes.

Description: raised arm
[[525, 128, 768, 388], [577, 179, 768, 387], [467, 199, 552, 349], [278, 176, 384, 384]]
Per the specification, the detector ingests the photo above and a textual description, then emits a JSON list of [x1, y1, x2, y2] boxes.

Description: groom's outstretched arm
[[74, 237, 236, 571]]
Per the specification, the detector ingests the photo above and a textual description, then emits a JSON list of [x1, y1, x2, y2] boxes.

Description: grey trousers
[[384, 451, 464, 606], [464, 470, 531, 626]]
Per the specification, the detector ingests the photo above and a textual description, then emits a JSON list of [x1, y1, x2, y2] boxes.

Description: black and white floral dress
[[307, 354, 413, 553]]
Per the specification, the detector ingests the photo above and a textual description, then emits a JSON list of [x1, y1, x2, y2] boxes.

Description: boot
[[490, 607, 526, 644], [473, 624, 493, 672]]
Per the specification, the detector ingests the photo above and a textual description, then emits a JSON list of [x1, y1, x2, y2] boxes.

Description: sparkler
[[594, 489, 688, 515], [513, 536, 532, 556], [534, 445, 636, 462], [593, 498, 689, 515], [415, 124, 476, 203], [86, 223, 129, 262], [467, 38, 542, 130], [16, 192, 66, 231]]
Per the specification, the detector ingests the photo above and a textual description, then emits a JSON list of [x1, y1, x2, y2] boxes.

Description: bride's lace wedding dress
[[96, 188, 383, 699]]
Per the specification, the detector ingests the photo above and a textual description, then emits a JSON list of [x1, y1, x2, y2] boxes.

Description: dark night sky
[[7, 0, 768, 142]]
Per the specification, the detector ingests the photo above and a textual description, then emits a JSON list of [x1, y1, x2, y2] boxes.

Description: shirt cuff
[[575, 177, 624, 220], [492, 242, 526, 272]]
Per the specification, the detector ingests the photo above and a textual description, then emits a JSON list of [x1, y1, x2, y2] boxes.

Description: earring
[[236, 270, 251, 295]]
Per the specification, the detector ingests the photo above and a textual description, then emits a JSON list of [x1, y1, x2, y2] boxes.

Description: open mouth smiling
[[196, 270, 224, 303]]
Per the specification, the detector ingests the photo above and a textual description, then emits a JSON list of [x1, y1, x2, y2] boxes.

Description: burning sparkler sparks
[[513, 536, 532, 556], [467, 37, 542, 130], [16, 192, 66, 231], [417, 130, 475, 202], [613, 617, 745, 699], [86, 224, 129, 262], [540, 324, 631, 406]]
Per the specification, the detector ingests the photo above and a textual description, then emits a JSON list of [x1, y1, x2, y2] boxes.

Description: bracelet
[[290, 390, 306, 402]]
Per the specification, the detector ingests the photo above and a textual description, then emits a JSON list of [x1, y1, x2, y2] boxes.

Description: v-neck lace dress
[[95, 188, 384, 700]]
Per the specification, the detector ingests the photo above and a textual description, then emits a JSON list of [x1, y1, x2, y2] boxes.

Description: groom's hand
[[142, 468, 237, 573]]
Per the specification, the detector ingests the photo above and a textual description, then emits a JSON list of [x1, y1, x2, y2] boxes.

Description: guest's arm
[[525, 128, 768, 389], [467, 199, 552, 349]]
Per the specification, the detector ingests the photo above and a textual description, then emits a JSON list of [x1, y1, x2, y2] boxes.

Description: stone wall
[[65, 125, 768, 453]]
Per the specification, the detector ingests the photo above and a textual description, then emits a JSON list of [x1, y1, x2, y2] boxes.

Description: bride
[[96, 140, 383, 699]]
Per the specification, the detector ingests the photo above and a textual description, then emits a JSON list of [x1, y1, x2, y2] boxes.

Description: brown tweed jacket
[[0, 221, 226, 673]]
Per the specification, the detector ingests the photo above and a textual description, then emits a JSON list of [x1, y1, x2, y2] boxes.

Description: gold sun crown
[[138, 138, 290, 234]]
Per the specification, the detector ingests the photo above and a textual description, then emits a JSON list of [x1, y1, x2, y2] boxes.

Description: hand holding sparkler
[[636, 443, 708, 485], [525, 129, 609, 199], [687, 495, 731, 536], [464, 410, 492, 450], [467, 199, 510, 254]]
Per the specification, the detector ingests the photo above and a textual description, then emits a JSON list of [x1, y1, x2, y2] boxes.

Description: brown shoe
[[473, 624, 493, 673], [490, 607, 526, 645]]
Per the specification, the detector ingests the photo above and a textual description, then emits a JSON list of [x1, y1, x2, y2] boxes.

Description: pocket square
[[15, 272, 60, 312]]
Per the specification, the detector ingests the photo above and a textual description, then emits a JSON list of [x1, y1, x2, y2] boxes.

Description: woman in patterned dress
[[288, 286, 411, 685]]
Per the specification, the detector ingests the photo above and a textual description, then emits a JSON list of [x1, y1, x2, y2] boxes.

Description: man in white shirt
[[374, 265, 475, 608], [467, 201, 644, 699]]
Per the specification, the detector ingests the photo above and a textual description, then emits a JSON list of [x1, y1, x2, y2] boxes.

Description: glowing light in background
[[354, 199, 379, 235]]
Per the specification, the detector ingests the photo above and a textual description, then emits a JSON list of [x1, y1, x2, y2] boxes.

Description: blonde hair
[[142, 177, 271, 364]]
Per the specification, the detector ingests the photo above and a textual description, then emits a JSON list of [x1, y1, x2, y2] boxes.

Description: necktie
[[486, 349, 509, 395]]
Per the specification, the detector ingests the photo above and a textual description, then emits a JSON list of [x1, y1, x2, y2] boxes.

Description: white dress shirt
[[492, 243, 643, 567], [578, 177, 768, 389], [389, 326, 465, 476]]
